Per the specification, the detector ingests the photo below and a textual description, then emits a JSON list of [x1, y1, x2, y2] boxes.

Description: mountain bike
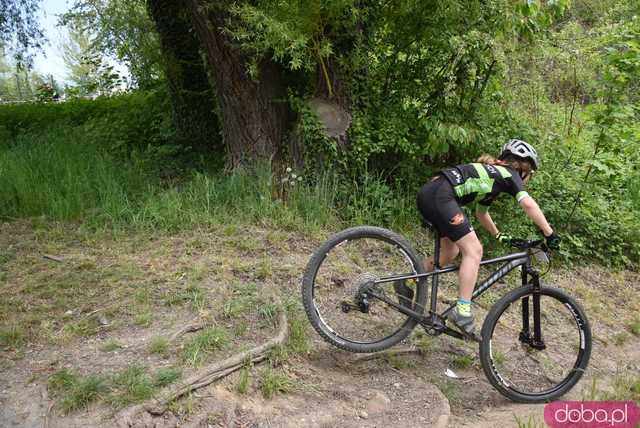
[[301, 222, 592, 403]]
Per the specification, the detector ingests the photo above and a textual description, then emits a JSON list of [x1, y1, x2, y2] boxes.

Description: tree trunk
[[185, 0, 292, 169], [146, 0, 219, 153]]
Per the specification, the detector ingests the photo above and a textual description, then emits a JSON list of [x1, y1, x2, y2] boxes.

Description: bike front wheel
[[302, 226, 427, 353], [480, 285, 591, 403]]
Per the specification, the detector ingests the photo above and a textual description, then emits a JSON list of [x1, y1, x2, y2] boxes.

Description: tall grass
[[0, 93, 422, 235], [0, 124, 418, 233], [0, 126, 152, 221]]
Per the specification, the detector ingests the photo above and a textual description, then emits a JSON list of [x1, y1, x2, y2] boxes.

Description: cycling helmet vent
[[500, 139, 539, 170]]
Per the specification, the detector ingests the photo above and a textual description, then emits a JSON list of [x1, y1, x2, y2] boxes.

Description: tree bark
[[146, 0, 219, 153], [185, 0, 292, 169]]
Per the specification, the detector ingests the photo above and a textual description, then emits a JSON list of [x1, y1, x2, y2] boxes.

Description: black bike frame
[[364, 233, 543, 341], [375, 250, 529, 316]]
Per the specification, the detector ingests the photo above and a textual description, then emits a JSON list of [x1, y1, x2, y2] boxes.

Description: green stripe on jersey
[[453, 163, 494, 200], [494, 165, 512, 178]]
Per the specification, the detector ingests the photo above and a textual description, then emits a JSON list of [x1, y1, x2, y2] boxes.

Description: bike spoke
[[487, 292, 584, 396], [311, 236, 418, 344]]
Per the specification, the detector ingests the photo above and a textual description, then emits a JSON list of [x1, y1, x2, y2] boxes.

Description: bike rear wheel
[[480, 285, 591, 403], [302, 226, 427, 353]]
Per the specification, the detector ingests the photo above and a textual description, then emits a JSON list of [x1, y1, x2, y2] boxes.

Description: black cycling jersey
[[439, 163, 529, 212]]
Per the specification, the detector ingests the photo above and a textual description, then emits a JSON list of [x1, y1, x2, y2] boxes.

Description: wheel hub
[[351, 272, 378, 313]]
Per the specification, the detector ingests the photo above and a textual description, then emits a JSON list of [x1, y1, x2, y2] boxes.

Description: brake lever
[[509, 239, 529, 249]]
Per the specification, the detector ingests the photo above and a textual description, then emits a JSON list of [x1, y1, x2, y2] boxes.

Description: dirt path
[[1, 223, 639, 427], [450, 332, 640, 427]]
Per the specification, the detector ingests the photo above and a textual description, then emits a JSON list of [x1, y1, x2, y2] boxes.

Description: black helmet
[[500, 139, 539, 170]]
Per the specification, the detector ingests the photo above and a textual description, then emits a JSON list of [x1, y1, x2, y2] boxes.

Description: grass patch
[[255, 258, 272, 280], [383, 352, 415, 370], [514, 414, 546, 428], [264, 305, 310, 365], [182, 327, 229, 366], [583, 369, 640, 401], [100, 340, 122, 352], [283, 302, 311, 356], [221, 283, 259, 319], [236, 367, 250, 394], [492, 350, 506, 367], [0, 125, 154, 222], [152, 367, 182, 388], [233, 319, 249, 337], [267, 344, 289, 367], [134, 311, 153, 328], [628, 319, 640, 337], [0, 325, 25, 350], [259, 367, 294, 399], [134, 287, 152, 305], [48, 365, 182, 413], [106, 366, 154, 408], [48, 369, 107, 414], [164, 284, 205, 311], [581, 376, 601, 401], [148, 336, 170, 357], [258, 302, 279, 327], [613, 332, 629, 346], [433, 379, 462, 409], [604, 370, 640, 401], [62, 318, 101, 338], [0, 248, 16, 265], [450, 354, 475, 370], [412, 334, 434, 354]]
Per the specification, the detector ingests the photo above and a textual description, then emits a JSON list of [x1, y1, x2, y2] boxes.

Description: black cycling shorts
[[416, 176, 474, 242]]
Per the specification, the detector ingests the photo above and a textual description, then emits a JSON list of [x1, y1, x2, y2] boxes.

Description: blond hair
[[477, 153, 533, 177]]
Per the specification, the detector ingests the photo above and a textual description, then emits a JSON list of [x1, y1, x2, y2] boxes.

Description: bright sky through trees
[[32, 0, 70, 81]]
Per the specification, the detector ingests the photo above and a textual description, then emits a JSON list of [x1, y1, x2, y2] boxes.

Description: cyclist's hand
[[495, 232, 513, 245], [545, 232, 561, 250]]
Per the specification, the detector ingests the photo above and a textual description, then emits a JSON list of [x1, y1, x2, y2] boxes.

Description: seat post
[[430, 228, 441, 313]]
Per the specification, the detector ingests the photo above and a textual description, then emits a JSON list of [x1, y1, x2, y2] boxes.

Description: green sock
[[457, 298, 471, 317]]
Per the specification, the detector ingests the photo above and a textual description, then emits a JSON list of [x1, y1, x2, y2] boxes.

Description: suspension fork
[[519, 260, 546, 350]]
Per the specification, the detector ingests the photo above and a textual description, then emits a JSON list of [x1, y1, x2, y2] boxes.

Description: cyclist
[[394, 139, 560, 339]]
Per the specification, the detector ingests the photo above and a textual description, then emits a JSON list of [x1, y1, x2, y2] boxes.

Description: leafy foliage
[[61, 24, 124, 97], [61, 0, 162, 88], [0, 51, 59, 102], [0, 0, 44, 62], [2, 0, 640, 268]]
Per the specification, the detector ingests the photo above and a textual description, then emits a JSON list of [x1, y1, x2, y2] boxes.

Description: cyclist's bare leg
[[395, 238, 459, 305], [423, 237, 459, 271], [452, 231, 483, 301]]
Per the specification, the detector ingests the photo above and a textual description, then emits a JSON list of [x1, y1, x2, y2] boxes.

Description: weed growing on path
[[148, 336, 170, 358], [100, 340, 123, 352], [182, 327, 229, 366], [236, 367, 250, 394], [48, 369, 107, 414], [47, 365, 183, 413], [514, 414, 546, 428], [259, 367, 294, 399], [0, 325, 24, 350]]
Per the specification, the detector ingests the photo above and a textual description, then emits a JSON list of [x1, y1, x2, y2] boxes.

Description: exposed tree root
[[349, 346, 424, 363], [122, 317, 207, 354], [115, 309, 288, 428], [347, 339, 474, 364], [167, 319, 207, 342]]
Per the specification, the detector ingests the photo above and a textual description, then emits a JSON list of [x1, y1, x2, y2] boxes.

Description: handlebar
[[508, 238, 550, 264], [509, 238, 546, 251]]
